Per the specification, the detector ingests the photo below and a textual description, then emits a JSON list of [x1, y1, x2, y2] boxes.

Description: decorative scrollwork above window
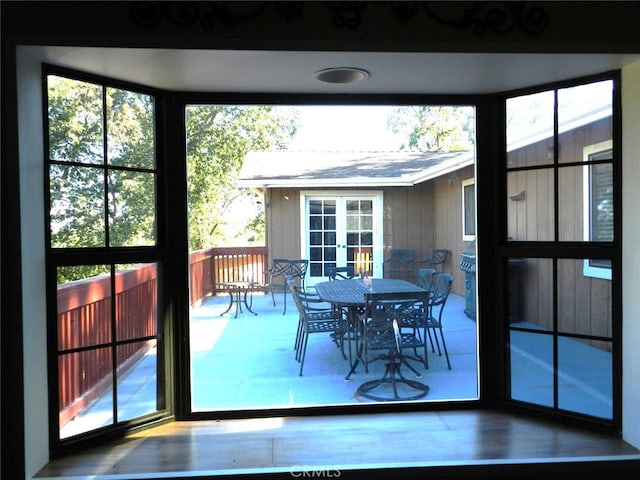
[[130, 1, 549, 36]]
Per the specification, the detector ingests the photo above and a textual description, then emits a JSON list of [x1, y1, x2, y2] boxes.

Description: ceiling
[[22, 46, 640, 95]]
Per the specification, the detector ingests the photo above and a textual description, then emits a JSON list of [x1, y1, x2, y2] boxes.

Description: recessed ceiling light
[[312, 67, 370, 84]]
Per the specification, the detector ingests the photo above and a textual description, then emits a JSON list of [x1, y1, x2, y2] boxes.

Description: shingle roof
[[237, 150, 474, 188]]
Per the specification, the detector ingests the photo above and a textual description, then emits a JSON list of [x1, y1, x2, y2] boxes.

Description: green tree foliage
[[186, 105, 297, 250], [48, 76, 156, 282], [388, 106, 475, 152]]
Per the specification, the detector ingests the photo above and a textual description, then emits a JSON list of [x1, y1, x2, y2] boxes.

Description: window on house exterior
[[46, 72, 165, 446], [583, 141, 613, 280], [462, 178, 476, 241]]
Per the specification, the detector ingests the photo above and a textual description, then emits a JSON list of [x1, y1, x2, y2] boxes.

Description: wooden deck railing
[[58, 246, 268, 426], [189, 246, 268, 306], [57, 263, 158, 426]]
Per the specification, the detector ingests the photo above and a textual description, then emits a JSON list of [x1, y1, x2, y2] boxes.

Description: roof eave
[[237, 177, 415, 188]]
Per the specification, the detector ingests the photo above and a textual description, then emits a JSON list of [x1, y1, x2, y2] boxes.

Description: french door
[[301, 191, 383, 285]]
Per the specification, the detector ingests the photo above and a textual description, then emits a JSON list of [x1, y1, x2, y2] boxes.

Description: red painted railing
[[58, 246, 268, 427], [189, 246, 268, 306], [57, 263, 158, 426]]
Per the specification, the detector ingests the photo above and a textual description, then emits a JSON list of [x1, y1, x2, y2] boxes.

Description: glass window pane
[[57, 265, 111, 350], [59, 347, 113, 438], [309, 247, 322, 262], [309, 200, 322, 214], [361, 216, 373, 230], [108, 170, 156, 247], [115, 263, 158, 341], [48, 75, 104, 165], [323, 201, 336, 214], [558, 166, 583, 242], [463, 182, 475, 236], [590, 163, 613, 241], [309, 232, 322, 245], [507, 169, 554, 241], [346, 232, 359, 245], [346, 215, 359, 230], [323, 215, 336, 230], [50, 164, 105, 248], [558, 337, 612, 419], [107, 88, 155, 169], [323, 231, 336, 245], [509, 258, 553, 327], [346, 200, 358, 212], [557, 259, 612, 337], [558, 80, 612, 164], [324, 247, 336, 261], [509, 330, 554, 408], [309, 215, 322, 230], [507, 90, 555, 168], [117, 339, 160, 421], [361, 232, 373, 245]]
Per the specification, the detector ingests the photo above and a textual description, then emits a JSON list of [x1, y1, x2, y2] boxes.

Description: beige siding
[[266, 188, 301, 261], [433, 166, 475, 296]]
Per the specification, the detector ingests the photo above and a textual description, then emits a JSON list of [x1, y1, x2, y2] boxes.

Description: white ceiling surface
[[23, 46, 640, 94]]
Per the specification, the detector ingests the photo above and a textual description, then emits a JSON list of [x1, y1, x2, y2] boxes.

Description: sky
[[286, 105, 406, 151]]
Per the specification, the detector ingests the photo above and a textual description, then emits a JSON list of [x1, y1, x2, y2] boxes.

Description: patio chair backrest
[[416, 268, 436, 290], [364, 291, 431, 351], [421, 249, 449, 273], [383, 249, 415, 280], [430, 273, 453, 311], [327, 265, 354, 280], [269, 259, 308, 287]]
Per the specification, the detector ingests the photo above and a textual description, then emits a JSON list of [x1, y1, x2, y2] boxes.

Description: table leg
[[243, 290, 257, 315], [344, 306, 364, 382], [220, 290, 234, 316]]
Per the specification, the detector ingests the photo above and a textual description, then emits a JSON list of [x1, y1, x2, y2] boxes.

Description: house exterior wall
[[265, 163, 475, 297], [265, 188, 302, 264], [433, 165, 476, 297], [506, 118, 613, 349]]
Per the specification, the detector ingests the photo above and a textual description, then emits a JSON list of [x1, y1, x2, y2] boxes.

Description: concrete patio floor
[[190, 290, 479, 411]]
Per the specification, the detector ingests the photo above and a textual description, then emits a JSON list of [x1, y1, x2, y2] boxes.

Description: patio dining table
[[314, 278, 428, 382]]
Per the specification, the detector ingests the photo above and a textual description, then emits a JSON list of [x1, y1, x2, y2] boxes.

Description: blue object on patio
[[264, 259, 308, 314], [288, 277, 347, 376]]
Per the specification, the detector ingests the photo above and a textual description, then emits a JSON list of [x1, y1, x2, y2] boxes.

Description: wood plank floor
[[37, 410, 640, 480]]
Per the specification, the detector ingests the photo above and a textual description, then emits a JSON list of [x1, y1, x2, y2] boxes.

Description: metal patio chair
[[383, 249, 415, 281], [264, 259, 308, 314], [288, 277, 347, 376]]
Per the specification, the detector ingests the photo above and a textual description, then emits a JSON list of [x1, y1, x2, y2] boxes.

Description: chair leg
[[427, 328, 436, 352], [282, 291, 287, 315], [298, 332, 308, 376], [294, 316, 303, 354], [437, 328, 451, 369]]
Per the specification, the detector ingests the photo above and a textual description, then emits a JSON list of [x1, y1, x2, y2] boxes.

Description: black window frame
[[498, 71, 621, 429], [43, 65, 172, 456], [40, 68, 623, 458]]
